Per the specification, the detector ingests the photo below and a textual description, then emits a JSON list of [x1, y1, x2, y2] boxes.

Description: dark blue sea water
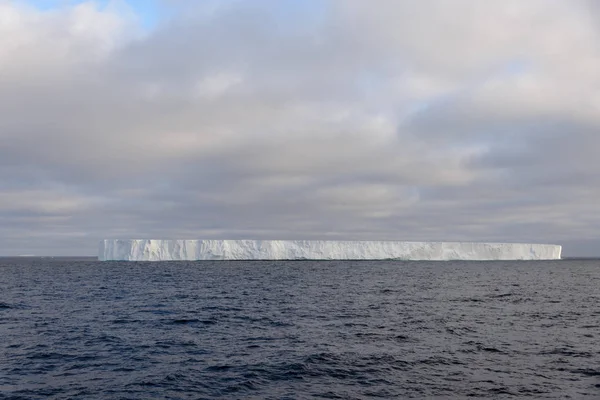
[[1, 258, 600, 399]]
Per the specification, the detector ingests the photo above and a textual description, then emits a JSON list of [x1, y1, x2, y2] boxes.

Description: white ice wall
[[98, 240, 562, 261]]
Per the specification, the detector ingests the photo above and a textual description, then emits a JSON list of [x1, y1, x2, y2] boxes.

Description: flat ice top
[[99, 239, 562, 261]]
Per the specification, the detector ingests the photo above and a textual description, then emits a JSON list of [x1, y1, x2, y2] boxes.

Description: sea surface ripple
[[1, 258, 600, 399]]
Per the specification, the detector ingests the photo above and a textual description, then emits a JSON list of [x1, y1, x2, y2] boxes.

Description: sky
[[1, 0, 600, 257]]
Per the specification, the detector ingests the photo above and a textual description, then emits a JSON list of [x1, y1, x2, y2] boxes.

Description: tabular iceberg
[[98, 240, 562, 261]]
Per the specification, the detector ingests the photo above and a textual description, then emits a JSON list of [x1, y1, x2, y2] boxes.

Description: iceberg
[[98, 240, 562, 261]]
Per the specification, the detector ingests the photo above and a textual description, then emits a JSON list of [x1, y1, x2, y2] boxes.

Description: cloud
[[1, 0, 599, 256]]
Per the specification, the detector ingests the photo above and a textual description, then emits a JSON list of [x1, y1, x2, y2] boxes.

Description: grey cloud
[[0, 0, 599, 256]]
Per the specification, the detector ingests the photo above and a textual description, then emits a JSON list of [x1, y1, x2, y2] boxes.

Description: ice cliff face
[[98, 240, 562, 261]]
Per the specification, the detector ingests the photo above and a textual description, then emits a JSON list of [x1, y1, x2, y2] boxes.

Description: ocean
[[1, 258, 600, 399]]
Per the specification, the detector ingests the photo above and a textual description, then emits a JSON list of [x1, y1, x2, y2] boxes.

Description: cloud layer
[[2, 0, 599, 256]]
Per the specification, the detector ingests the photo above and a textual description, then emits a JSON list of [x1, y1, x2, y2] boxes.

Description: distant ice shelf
[[98, 240, 562, 261]]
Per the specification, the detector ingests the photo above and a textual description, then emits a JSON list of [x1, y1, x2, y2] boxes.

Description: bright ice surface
[[98, 240, 562, 261]]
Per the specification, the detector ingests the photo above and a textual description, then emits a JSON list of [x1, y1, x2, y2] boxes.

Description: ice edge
[[98, 240, 562, 261]]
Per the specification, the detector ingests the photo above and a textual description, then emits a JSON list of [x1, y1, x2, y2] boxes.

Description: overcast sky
[[1, 0, 599, 256]]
